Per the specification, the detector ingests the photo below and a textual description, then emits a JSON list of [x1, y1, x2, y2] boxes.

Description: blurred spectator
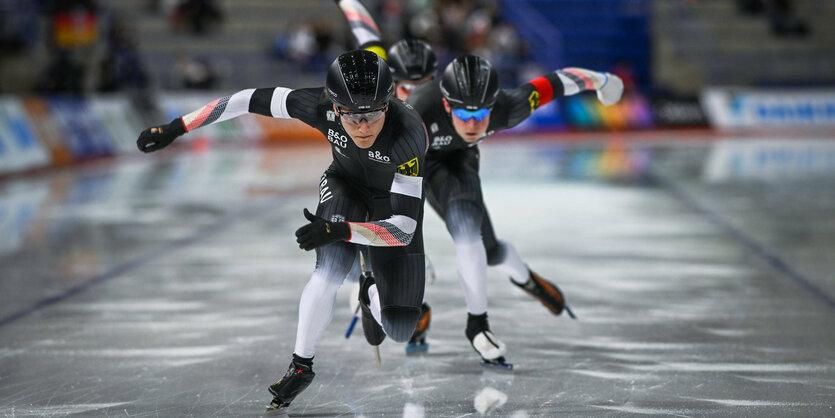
[[98, 17, 149, 92], [36, 0, 100, 94], [174, 55, 216, 89], [736, 0, 809, 37], [36, 50, 85, 94], [0, 0, 39, 52], [171, 0, 223, 35], [274, 21, 335, 72]]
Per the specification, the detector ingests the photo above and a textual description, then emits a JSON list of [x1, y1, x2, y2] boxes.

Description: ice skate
[[596, 72, 624, 106], [405, 303, 431, 354], [513, 269, 576, 319], [266, 356, 315, 411], [466, 313, 513, 371], [359, 271, 386, 346]]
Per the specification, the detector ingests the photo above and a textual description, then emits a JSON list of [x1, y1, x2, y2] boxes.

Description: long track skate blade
[[481, 358, 514, 371], [264, 399, 290, 415], [405, 342, 428, 355], [564, 304, 577, 319], [373, 345, 381, 368]]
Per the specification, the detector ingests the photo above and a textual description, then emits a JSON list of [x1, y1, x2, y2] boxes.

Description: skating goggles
[[336, 104, 388, 125], [451, 107, 491, 122]]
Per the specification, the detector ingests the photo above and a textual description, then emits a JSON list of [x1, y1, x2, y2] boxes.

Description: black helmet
[[326, 49, 393, 111], [439, 54, 499, 110], [387, 39, 438, 81]]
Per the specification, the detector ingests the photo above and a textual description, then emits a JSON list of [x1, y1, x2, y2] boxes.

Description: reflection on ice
[[473, 387, 507, 414], [401, 402, 424, 418]]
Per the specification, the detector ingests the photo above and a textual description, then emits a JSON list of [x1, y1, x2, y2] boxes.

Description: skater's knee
[[381, 305, 421, 343], [446, 200, 483, 241], [486, 240, 508, 266]]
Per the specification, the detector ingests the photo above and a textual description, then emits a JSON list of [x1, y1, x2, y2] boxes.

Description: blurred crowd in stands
[[0, 0, 533, 94], [274, 0, 532, 87], [0, 0, 225, 94], [0, 0, 150, 94], [0, 0, 815, 96], [736, 0, 809, 37]]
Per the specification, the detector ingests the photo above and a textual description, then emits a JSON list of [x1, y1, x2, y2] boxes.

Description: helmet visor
[[337, 104, 388, 125], [451, 107, 491, 122]]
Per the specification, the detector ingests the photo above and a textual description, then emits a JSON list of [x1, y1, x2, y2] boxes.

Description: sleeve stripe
[[351, 223, 403, 246], [270, 87, 292, 118], [347, 215, 417, 247], [182, 97, 222, 131], [344, 10, 380, 32], [391, 173, 422, 199], [556, 72, 581, 95], [182, 89, 258, 131]]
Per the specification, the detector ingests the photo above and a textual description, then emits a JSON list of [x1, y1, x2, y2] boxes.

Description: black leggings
[[315, 170, 425, 342], [423, 147, 504, 265]]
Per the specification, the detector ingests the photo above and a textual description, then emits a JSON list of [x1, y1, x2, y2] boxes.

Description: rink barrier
[[1, 90, 711, 176], [0, 98, 50, 174], [702, 88, 835, 129]]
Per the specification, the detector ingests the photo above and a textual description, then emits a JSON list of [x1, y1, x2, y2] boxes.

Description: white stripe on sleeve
[[270, 87, 293, 118], [556, 72, 581, 95], [223, 89, 255, 121]]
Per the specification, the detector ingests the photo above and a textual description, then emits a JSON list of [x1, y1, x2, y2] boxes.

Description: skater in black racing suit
[[136, 50, 428, 409], [406, 54, 624, 366]]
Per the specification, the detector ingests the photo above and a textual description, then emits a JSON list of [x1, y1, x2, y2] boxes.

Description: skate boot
[[513, 269, 575, 319], [266, 355, 315, 410], [359, 271, 386, 346], [405, 303, 431, 354], [466, 313, 512, 370]]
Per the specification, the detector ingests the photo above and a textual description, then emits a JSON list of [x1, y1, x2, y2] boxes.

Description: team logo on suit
[[397, 157, 419, 176]]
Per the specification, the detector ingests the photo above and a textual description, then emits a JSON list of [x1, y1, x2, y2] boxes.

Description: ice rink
[[1, 135, 834, 417]]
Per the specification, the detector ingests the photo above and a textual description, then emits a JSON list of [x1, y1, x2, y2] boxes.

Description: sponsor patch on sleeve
[[397, 157, 419, 176], [528, 90, 540, 113]]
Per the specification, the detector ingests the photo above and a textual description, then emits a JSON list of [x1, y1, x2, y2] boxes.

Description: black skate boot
[[513, 269, 576, 319], [266, 355, 315, 410], [405, 303, 431, 354], [466, 313, 513, 370], [359, 271, 386, 346]]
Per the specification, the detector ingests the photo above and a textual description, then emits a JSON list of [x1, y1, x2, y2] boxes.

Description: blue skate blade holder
[[345, 315, 359, 338]]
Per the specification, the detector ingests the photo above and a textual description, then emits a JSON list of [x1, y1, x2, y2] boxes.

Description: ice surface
[[1, 140, 834, 417]]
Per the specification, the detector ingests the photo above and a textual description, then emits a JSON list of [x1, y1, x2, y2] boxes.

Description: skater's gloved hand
[[596, 73, 624, 106], [137, 118, 186, 153], [295, 208, 350, 251]]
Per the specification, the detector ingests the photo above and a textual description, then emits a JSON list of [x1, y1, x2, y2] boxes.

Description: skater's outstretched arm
[[502, 68, 624, 129], [335, 0, 386, 59], [137, 87, 320, 153]]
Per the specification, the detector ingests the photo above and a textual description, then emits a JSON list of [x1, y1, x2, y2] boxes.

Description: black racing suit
[[281, 89, 429, 340], [406, 80, 558, 264], [177, 86, 429, 344]]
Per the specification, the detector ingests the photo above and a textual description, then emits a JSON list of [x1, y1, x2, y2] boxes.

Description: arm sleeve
[[345, 124, 428, 247], [502, 70, 571, 128], [180, 87, 295, 132], [502, 85, 540, 129], [336, 0, 386, 59]]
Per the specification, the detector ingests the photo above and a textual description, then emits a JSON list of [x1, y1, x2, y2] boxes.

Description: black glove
[[137, 118, 186, 153], [295, 208, 350, 251]]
